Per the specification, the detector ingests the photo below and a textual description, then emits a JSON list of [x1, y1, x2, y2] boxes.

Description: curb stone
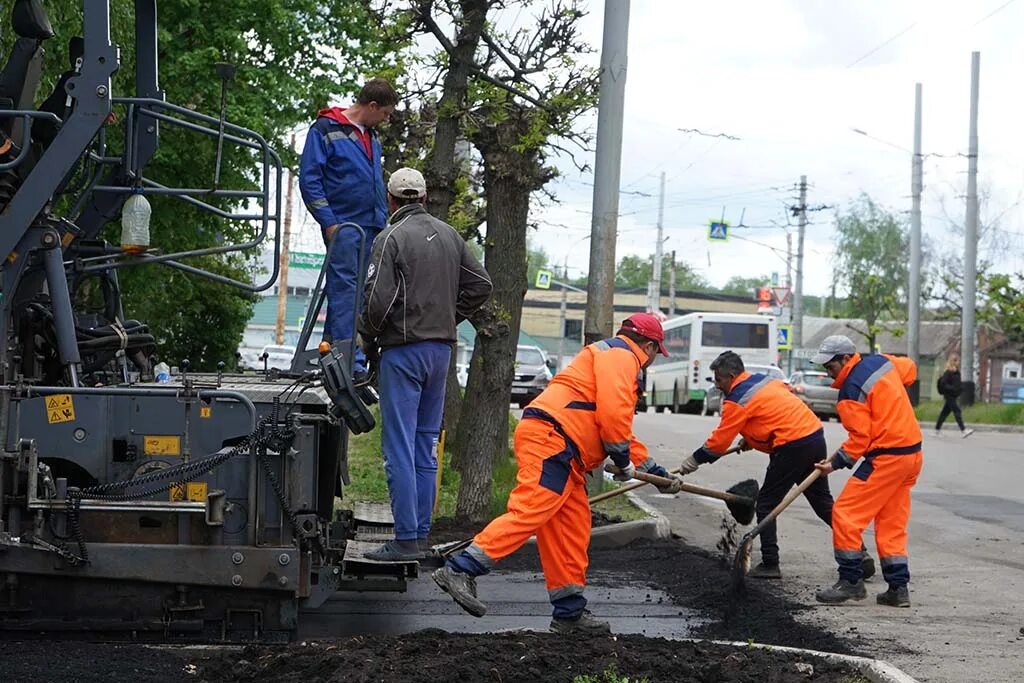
[[918, 419, 1023, 434], [703, 640, 919, 683]]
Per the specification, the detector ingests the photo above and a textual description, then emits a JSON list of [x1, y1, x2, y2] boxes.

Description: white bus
[[645, 312, 778, 414]]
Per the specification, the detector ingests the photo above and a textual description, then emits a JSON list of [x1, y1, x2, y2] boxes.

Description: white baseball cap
[[387, 168, 427, 199], [810, 335, 857, 365]]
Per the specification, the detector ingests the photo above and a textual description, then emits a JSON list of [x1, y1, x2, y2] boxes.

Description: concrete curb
[[919, 419, 1024, 434], [701, 639, 920, 683]]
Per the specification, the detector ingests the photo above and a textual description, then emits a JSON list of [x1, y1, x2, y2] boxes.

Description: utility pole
[[962, 51, 980, 405], [908, 83, 923, 404], [584, 0, 630, 345], [647, 171, 665, 313], [792, 175, 807, 356], [274, 132, 297, 345], [668, 250, 676, 317]]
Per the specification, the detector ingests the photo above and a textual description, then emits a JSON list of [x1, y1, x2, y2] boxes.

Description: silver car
[[511, 345, 553, 409], [788, 370, 839, 420], [702, 364, 787, 416]]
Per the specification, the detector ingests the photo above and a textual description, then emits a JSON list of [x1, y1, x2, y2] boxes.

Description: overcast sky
[[532, 0, 1024, 298]]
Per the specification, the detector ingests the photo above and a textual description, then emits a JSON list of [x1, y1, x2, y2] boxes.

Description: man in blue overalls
[[299, 78, 398, 374]]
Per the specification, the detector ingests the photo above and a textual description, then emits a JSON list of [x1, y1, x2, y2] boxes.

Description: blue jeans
[[323, 224, 381, 372], [379, 341, 452, 540]]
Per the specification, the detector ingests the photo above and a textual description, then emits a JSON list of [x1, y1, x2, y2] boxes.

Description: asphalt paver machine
[[0, 0, 410, 641]]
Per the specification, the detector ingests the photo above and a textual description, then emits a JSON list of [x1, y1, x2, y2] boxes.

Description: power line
[[846, 22, 917, 68]]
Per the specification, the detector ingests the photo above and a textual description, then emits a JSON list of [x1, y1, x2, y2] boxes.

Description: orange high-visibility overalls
[[450, 335, 658, 619], [694, 371, 832, 565], [830, 353, 922, 587]]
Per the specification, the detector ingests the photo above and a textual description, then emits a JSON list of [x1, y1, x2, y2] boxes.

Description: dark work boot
[[877, 585, 911, 608], [815, 578, 867, 604], [363, 539, 421, 562], [861, 555, 876, 580], [748, 562, 782, 580], [549, 609, 611, 635], [432, 565, 487, 617]]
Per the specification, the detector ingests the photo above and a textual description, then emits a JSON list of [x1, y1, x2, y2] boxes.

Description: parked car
[[259, 344, 296, 371], [788, 370, 839, 420], [702, 364, 787, 416], [511, 345, 553, 409]]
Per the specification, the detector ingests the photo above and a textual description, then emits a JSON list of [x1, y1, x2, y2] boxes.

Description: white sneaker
[[961, 429, 975, 439], [933, 431, 942, 438]]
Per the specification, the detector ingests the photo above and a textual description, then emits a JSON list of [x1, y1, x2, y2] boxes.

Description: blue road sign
[[708, 220, 730, 241], [777, 324, 792, 350]]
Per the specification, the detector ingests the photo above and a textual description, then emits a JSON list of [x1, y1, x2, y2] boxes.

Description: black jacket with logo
[[359, 203, 492, 348]]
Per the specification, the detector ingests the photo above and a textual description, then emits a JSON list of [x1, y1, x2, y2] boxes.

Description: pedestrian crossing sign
[[535, 269, 553, 289], [777, 324, 792, 350], [707, 220, 730, 241]]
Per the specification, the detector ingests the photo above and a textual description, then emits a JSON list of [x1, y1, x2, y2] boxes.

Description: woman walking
[[935, 354, 974, 438]]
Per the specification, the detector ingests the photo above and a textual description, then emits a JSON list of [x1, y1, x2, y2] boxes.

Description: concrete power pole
[[962, 51, 981, 405], [274, 132, 297, 345], [792, 175, 807, 354], [908, 83, 923, 404], [647, 171, 666, 313], [584, 0, 630, 345], [668, 250, 676, 317]]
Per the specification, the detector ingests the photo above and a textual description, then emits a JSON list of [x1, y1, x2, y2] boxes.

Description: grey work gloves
[[678, 454, 700, 475], [612, 462, 636, 482]]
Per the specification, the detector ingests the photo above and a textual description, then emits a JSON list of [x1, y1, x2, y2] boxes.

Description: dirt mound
[[196, 631, 863, 683]]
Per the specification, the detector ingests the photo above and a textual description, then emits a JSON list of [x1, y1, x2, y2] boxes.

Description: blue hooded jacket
[[298, 108, 387, 231]]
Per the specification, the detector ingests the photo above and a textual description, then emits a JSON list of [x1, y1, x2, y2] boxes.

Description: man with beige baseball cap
[[358, 167, 492, 561]]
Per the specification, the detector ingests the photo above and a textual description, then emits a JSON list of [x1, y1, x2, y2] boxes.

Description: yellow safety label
[[144, 435, 181, 456], [187, 482, 208, 502], [200, 406, 212, 418], [169, 483, 186, 501], [45, 394, 75, 424]]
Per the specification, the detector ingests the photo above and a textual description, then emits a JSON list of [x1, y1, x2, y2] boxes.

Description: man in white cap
[[358, 168, 492, 561], [810, 335, 922, 608]]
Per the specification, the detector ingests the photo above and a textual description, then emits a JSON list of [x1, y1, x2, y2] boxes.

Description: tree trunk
[[453, 108, 544, 520], [419, 0, 489, 448]]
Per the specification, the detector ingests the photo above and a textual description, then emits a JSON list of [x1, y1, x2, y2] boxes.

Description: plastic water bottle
[[120, 191, 151, 255], [154, 362, 170, 383]]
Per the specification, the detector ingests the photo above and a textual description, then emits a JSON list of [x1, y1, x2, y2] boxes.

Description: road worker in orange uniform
[[811, 335, 922, 608], [680, 351, 874, 581], [433, 313, 684, 634]]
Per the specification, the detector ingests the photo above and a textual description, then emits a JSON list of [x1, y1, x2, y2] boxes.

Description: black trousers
[[935, 395, 964, 431], [756, 431, 833, 565]]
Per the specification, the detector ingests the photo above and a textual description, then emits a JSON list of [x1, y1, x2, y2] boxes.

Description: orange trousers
[[468, 417, 592, 604], [832, 452, 922, 586]]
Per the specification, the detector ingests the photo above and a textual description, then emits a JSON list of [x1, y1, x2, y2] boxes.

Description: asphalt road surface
[[630, 411, 1024, 683]]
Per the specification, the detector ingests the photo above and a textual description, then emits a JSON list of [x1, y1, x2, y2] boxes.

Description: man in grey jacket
[[358, 167, 492, 561]]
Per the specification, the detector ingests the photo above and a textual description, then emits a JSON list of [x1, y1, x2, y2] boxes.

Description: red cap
[[621, 313, 669, 356]]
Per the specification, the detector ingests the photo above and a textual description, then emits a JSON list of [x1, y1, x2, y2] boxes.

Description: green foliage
[[615, 253, 708, 291], [980, 273, 1024, 351], [833, 194, 909, 348], [719, 274, 771, 298], [914, 400, 1024, 426], [4, 1, 400, 369], [573, 666, 649, 683]]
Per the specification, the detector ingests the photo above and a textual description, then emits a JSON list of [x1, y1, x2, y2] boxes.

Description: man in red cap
[[433, 313, 683, 634]]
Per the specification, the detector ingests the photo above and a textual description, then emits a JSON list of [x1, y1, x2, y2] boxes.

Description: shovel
[[731, 466, 823, 595], [602, 463, 758, 525]]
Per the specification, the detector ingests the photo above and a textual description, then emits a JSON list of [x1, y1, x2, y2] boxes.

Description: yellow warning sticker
[[170, 482, 207, 502], [144, 435, 181, 456], [187, 482, 208, 502], [45, 394, 75, 424], [200, 406, 212, 418]]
